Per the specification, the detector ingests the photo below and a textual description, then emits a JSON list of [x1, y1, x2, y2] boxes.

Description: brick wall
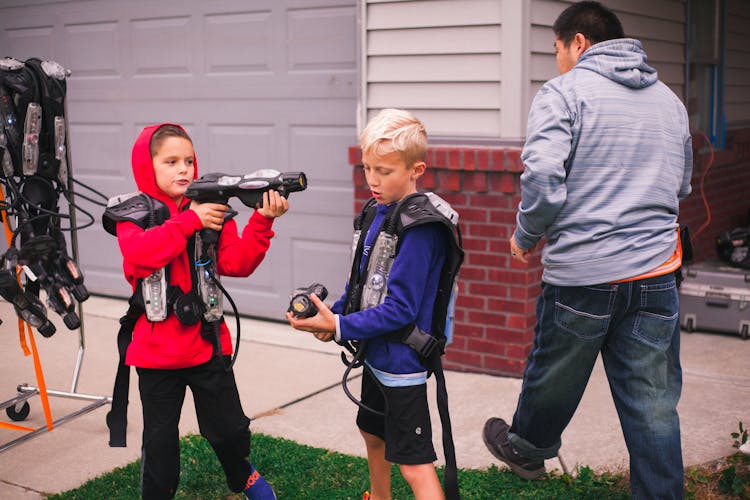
[[347, 126, 750, 377], [679, 128, 750, 262]]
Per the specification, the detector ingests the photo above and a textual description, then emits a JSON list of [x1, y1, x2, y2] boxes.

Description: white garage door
[[0, 0, 357, 320]]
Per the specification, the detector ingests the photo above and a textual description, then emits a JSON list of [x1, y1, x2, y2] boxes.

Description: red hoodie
[[117, 123, 275, 369]]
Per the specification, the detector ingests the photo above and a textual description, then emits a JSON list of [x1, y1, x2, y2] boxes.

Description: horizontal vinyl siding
[[363, 0, 504, 139], [529, 0, 686, 104], [725, 0, 750, 127]]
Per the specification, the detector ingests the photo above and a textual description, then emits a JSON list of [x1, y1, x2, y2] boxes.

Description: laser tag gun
[[288, 282, 328, 318], [185, 169, 307, 210], [0, 267, 56, 337]]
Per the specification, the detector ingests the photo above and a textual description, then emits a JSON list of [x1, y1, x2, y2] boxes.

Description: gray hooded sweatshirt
[[514, 38, 692, 286]]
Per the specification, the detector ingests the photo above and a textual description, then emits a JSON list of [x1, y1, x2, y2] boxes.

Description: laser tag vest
[[102, 191, 222, 325], [344, 192, 464, 356]]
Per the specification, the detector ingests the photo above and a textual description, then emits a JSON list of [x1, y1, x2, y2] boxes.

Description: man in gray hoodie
[[482, 2, 692, 499]]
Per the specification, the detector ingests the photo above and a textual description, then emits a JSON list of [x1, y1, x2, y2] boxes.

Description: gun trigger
[[223, 206, 238, 222]]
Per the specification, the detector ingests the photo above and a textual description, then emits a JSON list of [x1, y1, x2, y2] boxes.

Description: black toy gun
[[185, 169, 306, 208]]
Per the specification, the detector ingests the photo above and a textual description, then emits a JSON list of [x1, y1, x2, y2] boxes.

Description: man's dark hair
[[553, 1, 625, 46]]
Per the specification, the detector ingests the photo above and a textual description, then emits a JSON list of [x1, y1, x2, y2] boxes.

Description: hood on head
[[131, 123, 198, 208], [576, 38, 658, 89]]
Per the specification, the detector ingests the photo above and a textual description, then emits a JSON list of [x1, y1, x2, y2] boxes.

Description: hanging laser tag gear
[[717, 226, 750, 269], [288, 282, 328, 318], [338, 192, 464, 500], [1, 57, 99, 335]]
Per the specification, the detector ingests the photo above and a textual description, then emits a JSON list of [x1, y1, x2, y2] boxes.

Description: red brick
[[454, 322, 485, 338], [487, 298, 530, 315], [448, 148, 462, 169], [467, 337, 505, 354], [353, 166, 365, 187], [498, 173, 516, 194], [457, 265, 486, 281], [444, 349, 482, 367], [469, 193, 511, 209], [491, 149, 504, 171], [348, 146, 361, 166], [437, 171, 461, 191], [509, 285, 535, 301], [467, 310, 507, 326], [457, 207, 488, 222], [466, 252, 506, 268], [461, 237, 488, 252], [421, 169, 436, 189], [433, 147, 449, 168], [467, 223, 505, 239], [484, 354, 524, 376], [506, 343, 531, 360], [468, 282, 507, 298], [456, 294, 485, 309], [437, 192, 468, 207], [507, 314, 535, 329], [464, 171, 488, 193], [506, 149, 524, 172], [490, 238, 512, 253], [489, 209, 517, 224], [486, 327, 531, 344], [462, 149, 477, 170], [476, 149, 490, 171]]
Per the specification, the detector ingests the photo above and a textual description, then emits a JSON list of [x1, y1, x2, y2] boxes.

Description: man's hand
[[257, 190, 289, 219], [286, 293, 335, 342], [190, 201, 228, 231], [510, 234, 532, 264]]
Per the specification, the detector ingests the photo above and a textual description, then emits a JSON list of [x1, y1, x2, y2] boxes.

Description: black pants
[[136, 355, 251, 499]]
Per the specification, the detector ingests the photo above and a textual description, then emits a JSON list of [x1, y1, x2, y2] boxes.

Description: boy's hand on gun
[[286, 293, 335, 342], [190, 201, 228, 231], [257, 190, 289, 219]]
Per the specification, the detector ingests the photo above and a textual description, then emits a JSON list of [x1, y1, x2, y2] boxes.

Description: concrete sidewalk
[[0, 295, 747, 499]]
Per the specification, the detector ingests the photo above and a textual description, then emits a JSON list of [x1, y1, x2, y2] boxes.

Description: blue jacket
[[514, 38, 692, 286], [331, 203, 447, 381]]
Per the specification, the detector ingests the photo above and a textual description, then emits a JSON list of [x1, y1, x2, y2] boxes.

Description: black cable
[[340, 340, 388, 417], [206, 264, 241, 372], [70, 176, 109, 206]]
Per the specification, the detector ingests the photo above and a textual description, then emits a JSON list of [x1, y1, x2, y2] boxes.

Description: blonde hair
[[360, 108, 427, 167]]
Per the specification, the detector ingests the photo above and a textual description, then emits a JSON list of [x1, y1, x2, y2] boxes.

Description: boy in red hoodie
[[113, 123, 284, 499]]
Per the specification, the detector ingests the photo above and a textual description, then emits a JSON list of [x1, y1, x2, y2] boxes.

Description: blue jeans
[[509, 273, 683, 499]]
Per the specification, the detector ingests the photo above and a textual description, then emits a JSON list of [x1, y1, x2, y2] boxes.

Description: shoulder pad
[[102, 192, 169, 236], [397, 192, 459, 229]]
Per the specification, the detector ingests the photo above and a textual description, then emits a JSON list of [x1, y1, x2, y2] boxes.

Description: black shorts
[[356, 367, 437, 465]]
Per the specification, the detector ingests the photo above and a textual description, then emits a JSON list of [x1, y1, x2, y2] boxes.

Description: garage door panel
[[65, 21, 120, 78], [206, 125, 276, 175], [204, 11, 273, 74], [131, 16, 193, 76], [287, 6, 357, 71], [69, 123, 127, 178]]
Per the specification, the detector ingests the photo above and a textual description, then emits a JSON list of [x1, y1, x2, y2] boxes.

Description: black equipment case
[[679, 261, 750, 340]]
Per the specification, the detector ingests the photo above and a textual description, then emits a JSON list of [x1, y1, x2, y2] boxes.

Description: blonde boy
[[288, 109, 458, 499]]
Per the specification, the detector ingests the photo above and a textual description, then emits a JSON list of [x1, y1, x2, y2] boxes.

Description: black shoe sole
[[482, 423, 546, 480]]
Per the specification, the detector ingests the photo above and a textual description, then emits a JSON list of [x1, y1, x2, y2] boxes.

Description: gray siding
[[726, 0, 750, 127], [363, 0, 523, 141], [362, 0, 688, 143]]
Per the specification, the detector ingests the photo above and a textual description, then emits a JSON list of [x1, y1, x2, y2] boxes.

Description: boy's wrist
[[334, 314, 342, 342]]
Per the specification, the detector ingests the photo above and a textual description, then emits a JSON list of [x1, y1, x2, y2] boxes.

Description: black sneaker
[[482, 417, 546, 480]]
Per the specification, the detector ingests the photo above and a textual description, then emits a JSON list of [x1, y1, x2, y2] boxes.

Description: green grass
[[47, 433, 630, 499]]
